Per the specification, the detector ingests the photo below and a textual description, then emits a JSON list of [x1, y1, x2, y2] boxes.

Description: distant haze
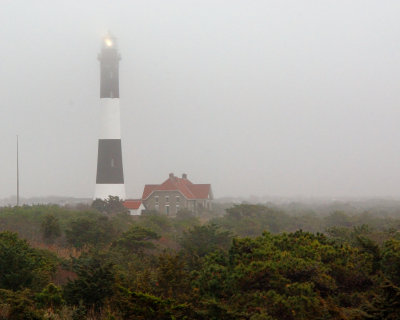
[[1, 0, 400, 200]]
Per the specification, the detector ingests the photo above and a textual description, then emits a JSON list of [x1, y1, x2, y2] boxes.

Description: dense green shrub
[[65, 216, 116, 249], [63, 254, 115, 311], [0, 232, 57, 291]]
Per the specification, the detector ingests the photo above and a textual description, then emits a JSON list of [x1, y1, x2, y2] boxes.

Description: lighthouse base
[[94, 184, 126, 200]]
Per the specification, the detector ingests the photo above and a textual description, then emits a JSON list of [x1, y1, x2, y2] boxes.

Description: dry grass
[[29, 241, 83, 259], [0, 304, 10, 319]]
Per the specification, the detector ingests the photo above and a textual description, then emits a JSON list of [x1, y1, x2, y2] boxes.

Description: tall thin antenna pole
[[16, 135, 19, 206]]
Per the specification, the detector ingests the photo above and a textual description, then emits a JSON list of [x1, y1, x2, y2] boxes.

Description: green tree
[[324, 211, 353, 228], [65, 216, 115, 249], [156, 252, 191, 300], [381, 238, 400, 286], [40, 214, 61, 244], [174, 209, 200, 235], [192, 250, 230, 299], [195, 230, 376, 319], [63, 254, 115, 311], [112, 225, 160, 254], [91, 196, 128, 214], [137, 213, 173, 235], [0, 289, 44, 320], [0, 231, 56, 291], [35, 283, 64, 310], [180, 224, 232, 258], [366, 280, 400, 320], [113, 287, 195, 320], [213, 204, 290, 237]]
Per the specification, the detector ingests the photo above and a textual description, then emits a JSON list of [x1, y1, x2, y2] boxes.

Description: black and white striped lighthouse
[[94, 33, 126, 199]]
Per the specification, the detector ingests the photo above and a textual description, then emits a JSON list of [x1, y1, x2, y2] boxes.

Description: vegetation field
[[0, 199, 399, 319]]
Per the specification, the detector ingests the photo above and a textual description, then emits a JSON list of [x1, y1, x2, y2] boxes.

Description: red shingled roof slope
[[123, 199, 142, 210], [142, 174, 211, 200], [187, 184, 211, 199]]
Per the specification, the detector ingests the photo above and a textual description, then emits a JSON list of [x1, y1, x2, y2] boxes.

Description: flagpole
[[17, 135, 19, 206]]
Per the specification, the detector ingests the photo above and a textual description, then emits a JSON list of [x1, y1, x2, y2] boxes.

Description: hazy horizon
[[2, 1, 400, 199]]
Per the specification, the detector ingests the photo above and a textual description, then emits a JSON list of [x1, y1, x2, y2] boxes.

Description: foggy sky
[[1, 0, 400, 200]]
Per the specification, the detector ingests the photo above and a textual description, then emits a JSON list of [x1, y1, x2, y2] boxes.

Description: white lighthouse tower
[[94, 33, 126, 200]]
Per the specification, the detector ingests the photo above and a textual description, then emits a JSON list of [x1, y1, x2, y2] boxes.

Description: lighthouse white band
[[95, 183, 126, 200], [99, 98, 121, 139]]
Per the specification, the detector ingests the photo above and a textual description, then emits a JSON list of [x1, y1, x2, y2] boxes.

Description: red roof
[[123, 199, 143, 210], [142, 174, 212, 200]]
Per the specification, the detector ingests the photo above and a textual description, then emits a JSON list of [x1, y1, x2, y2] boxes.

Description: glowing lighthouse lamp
[[104, 37, 113, 47]]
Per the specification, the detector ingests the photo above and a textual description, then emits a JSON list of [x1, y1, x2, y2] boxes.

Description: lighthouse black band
[[96, 139, 124, 184], [99, 48, 120, 98]]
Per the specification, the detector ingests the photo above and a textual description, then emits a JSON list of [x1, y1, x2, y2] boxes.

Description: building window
[[155, 204, 159, 211], [176, 196, 180, 203], [165, 196, 169, 203], [176, 204, 180, 212], [165, 205, 170, 215], [155, 196, 159, 203]]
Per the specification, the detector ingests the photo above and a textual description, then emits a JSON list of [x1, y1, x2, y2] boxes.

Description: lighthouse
[[94, 33, 126, 200]]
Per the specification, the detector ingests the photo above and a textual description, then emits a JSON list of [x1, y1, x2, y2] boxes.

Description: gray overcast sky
[[1, 0, 400, 199]]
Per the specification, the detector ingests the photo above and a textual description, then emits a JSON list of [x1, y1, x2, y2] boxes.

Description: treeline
[[211, 204, 400, 241], [0, 202, 399, 319]]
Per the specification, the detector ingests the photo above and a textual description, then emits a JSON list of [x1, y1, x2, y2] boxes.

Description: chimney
[[182, 173, 187, 179], [169, 173, 174, 178]]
